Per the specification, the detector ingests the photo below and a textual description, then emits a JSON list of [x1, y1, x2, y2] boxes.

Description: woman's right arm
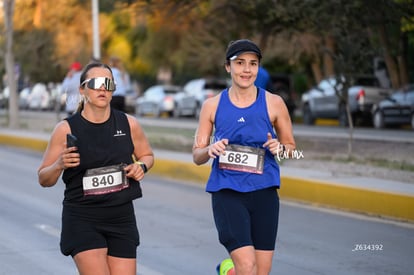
[[192, 96, 229, 165], [38, 121, 75, 187], [192, 98, 214, 165]]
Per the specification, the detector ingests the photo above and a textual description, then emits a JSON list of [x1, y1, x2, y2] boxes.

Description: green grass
[[142, 125, 195, 153], [142, 125, 196, 138], [364, 158, 414, 172], [141, 125, 414, 172]]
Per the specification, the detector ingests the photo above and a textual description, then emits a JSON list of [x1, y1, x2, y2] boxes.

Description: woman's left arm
[[267, 93, 296, 154], [127, 115, 154, 175]]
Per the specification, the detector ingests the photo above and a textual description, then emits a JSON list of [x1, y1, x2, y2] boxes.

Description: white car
[[173, 78, 228, 118], [27, 83, 52, 110], [18, 87, 31, 109], [135, 85, 182, 117]]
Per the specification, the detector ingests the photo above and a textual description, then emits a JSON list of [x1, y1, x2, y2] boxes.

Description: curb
[[1, 132, 413, 223], [0, 134, 48, 152]]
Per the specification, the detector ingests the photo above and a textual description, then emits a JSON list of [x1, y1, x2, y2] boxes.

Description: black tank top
[[62, 109, 142, 207]]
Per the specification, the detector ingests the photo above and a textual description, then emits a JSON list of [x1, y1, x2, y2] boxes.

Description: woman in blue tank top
[[38, 62, 154, 275], [193, 39, 296, 274]]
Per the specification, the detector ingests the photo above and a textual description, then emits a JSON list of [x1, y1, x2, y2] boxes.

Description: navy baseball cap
[[225, 39, 262, 61]]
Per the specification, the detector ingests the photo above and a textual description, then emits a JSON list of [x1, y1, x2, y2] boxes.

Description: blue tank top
[[62, 109, 142, 207], [206, 88, 280, 192]]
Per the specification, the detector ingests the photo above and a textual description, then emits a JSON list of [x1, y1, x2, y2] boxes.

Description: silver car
[[173, 78, 228, 118], [135, 84, 181, 117], [301, 75, 390, 126], [372, 85, 414, 129]]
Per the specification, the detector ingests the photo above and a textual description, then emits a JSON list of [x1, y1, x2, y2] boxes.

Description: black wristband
[[134, 160, 148, 174], [139, 162, 148, 174]]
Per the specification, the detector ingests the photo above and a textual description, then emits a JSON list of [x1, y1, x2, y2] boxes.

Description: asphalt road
[[1, 145, 413, 275]]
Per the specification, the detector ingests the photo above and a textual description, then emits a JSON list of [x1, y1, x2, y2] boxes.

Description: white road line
[[35, 223, 61, 238]]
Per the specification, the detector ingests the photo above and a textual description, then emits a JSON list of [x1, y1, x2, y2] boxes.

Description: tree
[[289, 0, 382, 157], [11, 0, 93, 83], [367, 0, 414, 89], [2, 0, 413, 97], [177, 0, 306, 74], [291, 0, 414, 157], [3, 0, 18, 129], [135, 0, 204, 80]]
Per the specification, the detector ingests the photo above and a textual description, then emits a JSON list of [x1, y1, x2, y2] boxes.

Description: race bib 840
[[82, 164, 129, 196]]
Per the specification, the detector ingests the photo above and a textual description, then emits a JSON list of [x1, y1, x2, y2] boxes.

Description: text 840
[[92, 175, 115, 187]]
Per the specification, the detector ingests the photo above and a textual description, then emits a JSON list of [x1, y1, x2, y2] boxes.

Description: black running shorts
[[60, 202, 139, 258], [211, 187, 279, 253]]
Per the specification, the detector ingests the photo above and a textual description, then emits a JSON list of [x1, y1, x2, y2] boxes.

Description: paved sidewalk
[[1, 127, 413, 223]]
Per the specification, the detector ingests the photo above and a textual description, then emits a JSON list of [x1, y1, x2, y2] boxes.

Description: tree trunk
[[311, 61, 323, 84], [323, 35, 335, 77], [397, 32, 409, 87], [344, 83, 353, 158], [346, 102, 354, 158], [4, 0, 19, 129], [377, 24, 400, 89], [258, 31, 270, 54]]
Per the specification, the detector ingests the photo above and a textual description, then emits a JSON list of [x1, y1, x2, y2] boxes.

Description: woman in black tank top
[[37, 62, 154, 275]]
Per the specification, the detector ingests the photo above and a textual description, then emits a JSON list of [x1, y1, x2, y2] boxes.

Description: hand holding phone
[[66, 134, 80, 168], [66, 134, 78, 152]]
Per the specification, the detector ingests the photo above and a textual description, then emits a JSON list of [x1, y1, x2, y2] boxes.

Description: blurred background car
[[135, 84, 181, 117], [173, 78, 229, 118], [125, 88, 139, 114], [124, 80, 142, 114], [301, 75, 390, 126], [18, 87, 31, 109], [26, 83, 53, 110], [0, 86, 10, 109], [371, 85, 414, 129]]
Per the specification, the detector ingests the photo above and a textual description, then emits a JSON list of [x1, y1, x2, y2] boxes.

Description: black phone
[[66, 134, 78, 149]]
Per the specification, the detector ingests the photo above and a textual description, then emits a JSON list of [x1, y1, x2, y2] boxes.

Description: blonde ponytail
[[76, 96, 85, 113]]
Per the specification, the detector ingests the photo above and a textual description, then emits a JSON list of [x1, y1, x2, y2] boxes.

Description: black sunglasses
[[81, 77, 116, 92]]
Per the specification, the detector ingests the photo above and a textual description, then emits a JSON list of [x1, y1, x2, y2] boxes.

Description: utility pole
[[92, 0, 100, 60]]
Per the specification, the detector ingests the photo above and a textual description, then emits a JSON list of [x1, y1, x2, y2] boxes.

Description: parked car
[[301, 75, 390, 126], [371, 85, 414, 129], [18, 87, 31, 109], [135, 84, 181, 117], [125, 88, 139, 114], [26, 83, 53, 110], [268, 73, 297, 120], [173, 78, 229, 118], [0, 86, 10, 109]]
